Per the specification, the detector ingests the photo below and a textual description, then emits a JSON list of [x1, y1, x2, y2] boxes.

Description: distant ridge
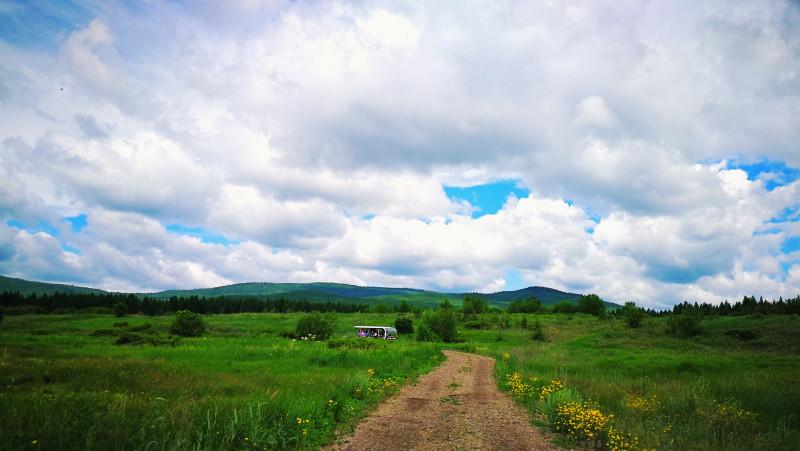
[[0, 275, 106, 296], [0, 274, 615, 308]]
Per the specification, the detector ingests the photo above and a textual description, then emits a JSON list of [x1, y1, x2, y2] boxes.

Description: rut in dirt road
[[329, 350, 558, 451]]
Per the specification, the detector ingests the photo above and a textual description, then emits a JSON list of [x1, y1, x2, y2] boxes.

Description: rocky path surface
[[328, 350, 558, 451]]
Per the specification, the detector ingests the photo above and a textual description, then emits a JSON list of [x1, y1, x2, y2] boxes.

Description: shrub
[[113, 302, 128, 317], [394, 317, 413, 334], [462, 295, 489, 315], [531, 321, 546, 341], [576, 294, 606, 317], [508, 297, 542, 313], [295, 312, 335, 340], [620, 302, 645, 328], [417, 307, 459, 342], [415, 323, 439, 342], [552, 301, 575, 314], [667, 313, 703, 337], [169, 310, 206, 337]]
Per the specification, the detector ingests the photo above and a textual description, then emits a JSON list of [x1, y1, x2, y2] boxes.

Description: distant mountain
[[0, 275, 107, 296], [0, 274, 618, 309], [480, 286, 582, 306]]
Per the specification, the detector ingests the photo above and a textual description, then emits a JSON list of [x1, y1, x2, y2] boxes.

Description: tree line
[[669, 295, 800, 316], [0, 292, 370, 315]]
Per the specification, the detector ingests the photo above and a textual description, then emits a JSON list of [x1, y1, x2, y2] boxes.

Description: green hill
[[0, 275, 107, 296], [0, 274, 610, 308]]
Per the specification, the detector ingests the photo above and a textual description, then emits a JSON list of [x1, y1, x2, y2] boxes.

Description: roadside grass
[[487, 313, 800, 450]]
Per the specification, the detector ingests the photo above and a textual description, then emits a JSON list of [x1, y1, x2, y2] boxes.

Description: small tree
[[553, 301, 575, 314], [394, 317, 414, 334], [417, 306, 458, 342], [170, 310, 205, 337], [508, 297, 542, 313], [667, 313, 703, 337], [530, 321, 546, 341], [296, 312, 335, 340], [114, 302, 128, 318], [462, 295, 488, 315], [577, 294, 606, 317], [620, 302, 645, 328]]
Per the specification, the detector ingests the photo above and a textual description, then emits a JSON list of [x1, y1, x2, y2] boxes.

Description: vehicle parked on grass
[[354, 325, 398, 340]]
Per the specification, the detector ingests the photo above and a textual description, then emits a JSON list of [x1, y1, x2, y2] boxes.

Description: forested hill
[[0, 275, 106, 296], [0, 275, 589, 308]]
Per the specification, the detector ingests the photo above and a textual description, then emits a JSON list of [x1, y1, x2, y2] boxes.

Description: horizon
[[1, 1, 799, 309]]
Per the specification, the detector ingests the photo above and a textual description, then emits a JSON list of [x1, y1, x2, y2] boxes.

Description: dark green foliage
[[577, 294, 606, 317], [508, 297, 542, 313], [369, 303, 393, 313], [464, 319, 491, 329], [668, 313, 704, 337], [530, 321, 546, 341], [725, 329, 760, 340], [462, 295, 488, 315], [112, 321, 128, 328], [295, 312, 335, 340], [417, 307, 458, 342], [113, 302, 128, 317], [553, 301, 575, 314], [169, 310, 206, 337], [394, 317, 413, 334], [620, 302, 646, 328]]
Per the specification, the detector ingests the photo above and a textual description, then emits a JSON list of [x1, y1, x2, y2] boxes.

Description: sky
[[0, 0, 799, 308]]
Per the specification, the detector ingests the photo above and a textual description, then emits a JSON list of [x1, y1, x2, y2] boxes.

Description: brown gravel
[[327, 350, 559, 451]]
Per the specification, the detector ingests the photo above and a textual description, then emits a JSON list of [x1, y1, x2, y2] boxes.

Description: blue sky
[[444, 181, 529, 218], [0, 0, 799, 305]]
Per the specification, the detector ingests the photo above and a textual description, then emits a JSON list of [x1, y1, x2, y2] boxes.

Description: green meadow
[[1, 311, 799, 450]]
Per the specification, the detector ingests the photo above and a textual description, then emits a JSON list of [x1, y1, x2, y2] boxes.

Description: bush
[[417, 306, 459, 342], [169, 310, 206, 337], [508, 297, 542, 313], [620, 302, 645, 328], [295, 312, 335, 340], [113, 302, 128, 317], [667, 313, 703, 337], [553, 301, 575, 314], [577, 294, 606, 317], [394, 317, 414, 334], [462, 295, 489, 315], [531, 321, 546, 341]]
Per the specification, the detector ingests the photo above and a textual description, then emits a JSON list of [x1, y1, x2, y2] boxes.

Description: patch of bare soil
[[327, 350, 559, 451]]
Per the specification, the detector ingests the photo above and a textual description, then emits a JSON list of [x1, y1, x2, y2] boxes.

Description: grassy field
[[483, 314, 800, 450], [0, 313, 446, 450], [1, 311, 798, 450]]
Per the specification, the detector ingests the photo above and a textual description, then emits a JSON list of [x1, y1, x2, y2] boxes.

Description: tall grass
[[486, 313, 800, 450], [0, 313, 443, 450]]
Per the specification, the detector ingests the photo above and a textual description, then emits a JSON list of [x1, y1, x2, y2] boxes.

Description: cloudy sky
[[1, 0, 799, 307]]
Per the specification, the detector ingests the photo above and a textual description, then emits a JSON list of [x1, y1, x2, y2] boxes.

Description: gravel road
[[328, 350, 558, 451]]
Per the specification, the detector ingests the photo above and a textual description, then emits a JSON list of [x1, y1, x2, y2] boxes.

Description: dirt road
[[329, 350, 557, 451]]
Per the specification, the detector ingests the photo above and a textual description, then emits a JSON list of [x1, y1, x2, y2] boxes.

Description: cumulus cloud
[[0, 1, 799, 306]]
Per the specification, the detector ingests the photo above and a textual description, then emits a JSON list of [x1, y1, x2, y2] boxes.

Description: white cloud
[[1, 1, 799, 307]]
